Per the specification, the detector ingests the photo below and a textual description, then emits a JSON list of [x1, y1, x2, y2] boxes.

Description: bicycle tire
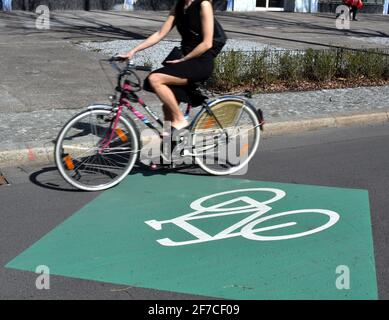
[[191, 98, 261, 175], [55, 108, 140, 191]]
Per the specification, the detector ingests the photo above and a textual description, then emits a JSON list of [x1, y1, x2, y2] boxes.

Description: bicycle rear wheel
[[191, 99, 261, 175], [55, 108, 139, 191]]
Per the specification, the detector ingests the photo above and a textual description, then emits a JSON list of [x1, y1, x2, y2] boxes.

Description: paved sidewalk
[[1, 10, 389, 166], [2, 85, 389, 150], [1, 84, 388, 166]]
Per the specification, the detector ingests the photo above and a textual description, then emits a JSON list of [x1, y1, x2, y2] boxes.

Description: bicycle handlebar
[[108, 56, 126, 63], [135, 65, 153, 72], [107, 56, 152, 72]]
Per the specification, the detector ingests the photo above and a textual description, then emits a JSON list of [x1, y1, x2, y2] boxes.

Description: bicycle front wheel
[[191, 99, 261, 175], [55, 108, 139, 191]]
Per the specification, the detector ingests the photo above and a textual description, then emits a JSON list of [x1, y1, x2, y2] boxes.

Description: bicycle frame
[[117, 82, 195, 134], [55, 60, 265, 191], [94, 60, 264, 157]]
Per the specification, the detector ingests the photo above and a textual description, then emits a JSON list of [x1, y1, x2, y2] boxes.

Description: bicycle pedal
[[149, 162, 175, 171]]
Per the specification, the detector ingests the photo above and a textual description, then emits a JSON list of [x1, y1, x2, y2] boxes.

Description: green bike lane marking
[[6, 174, 377, 299]]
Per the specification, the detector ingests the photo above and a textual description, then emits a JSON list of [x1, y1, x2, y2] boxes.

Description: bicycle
[[54, 57, 265, 191]]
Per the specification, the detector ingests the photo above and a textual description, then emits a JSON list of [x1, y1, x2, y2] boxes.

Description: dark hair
[[175, 1, 183, 9], [175, 0, 213, 16], [175, 0, 185, 18]]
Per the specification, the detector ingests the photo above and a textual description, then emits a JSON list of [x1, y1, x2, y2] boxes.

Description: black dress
[[144, 0, 215, 103]]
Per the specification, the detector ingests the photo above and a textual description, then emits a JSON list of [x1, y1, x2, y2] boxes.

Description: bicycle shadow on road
[[29, 166, 84, 193], [29, 163, 209, 193]]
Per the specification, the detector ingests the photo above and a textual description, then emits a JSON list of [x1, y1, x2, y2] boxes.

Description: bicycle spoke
[[56, 109, 138, 190], [70, 154, 95, 175]]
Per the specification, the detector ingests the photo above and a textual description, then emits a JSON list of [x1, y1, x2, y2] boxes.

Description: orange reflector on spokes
[[204, 118, 216, 129], [115, 128, 128, 142], [240, 143, 249, 156], [64, 155, 75, 170]]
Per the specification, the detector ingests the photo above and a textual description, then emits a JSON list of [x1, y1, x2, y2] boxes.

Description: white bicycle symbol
[[145, 188, 340, 246]]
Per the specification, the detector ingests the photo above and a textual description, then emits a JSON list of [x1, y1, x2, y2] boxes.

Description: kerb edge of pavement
[[0, 111, 388, 168]]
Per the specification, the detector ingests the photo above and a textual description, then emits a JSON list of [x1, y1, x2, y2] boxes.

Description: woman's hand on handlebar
[[118, 50, 136, 60]]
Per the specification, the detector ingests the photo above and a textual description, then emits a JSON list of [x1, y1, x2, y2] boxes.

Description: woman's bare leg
[[162, 104, 173, 122], [148, 73, 189, 129], [160, 104, 173, 137]]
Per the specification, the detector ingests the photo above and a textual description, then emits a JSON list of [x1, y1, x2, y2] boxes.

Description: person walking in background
[[344, 0, 363, 21], [350, 0, 363, 21]]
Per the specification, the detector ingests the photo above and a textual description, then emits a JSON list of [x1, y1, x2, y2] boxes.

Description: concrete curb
[[1, 111, 388, 168], [263, 111, 389, 136]]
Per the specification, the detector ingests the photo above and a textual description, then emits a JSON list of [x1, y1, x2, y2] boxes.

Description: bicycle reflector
[[240, 143, 249, 156], [115, 128, 128, 142], [204, 117, 216, 129], [64, 155, 75, 171], [0, 171, 9, 186]]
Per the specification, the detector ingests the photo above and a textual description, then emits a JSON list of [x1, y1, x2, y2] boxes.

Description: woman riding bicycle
[[120, 0, 216, 134]]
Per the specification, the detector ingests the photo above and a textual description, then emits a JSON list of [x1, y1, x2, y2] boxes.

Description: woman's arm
[[167, 1, 214, 64], [121, 9, 176, 59]]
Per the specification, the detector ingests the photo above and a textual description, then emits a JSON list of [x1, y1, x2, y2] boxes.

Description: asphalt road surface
[[0, 123, 388, 300]]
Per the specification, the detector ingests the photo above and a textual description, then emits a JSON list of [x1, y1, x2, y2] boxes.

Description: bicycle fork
[[99, 105, 124, 154]]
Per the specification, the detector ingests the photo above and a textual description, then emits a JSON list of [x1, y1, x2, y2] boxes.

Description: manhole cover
[[0, 172, 9, 186]]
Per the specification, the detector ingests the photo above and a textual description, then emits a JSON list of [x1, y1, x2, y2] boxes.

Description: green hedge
[[209, 48, 389, 92]]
